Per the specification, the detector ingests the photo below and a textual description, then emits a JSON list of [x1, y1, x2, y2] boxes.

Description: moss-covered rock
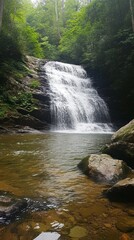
[[0, 56, 51, 132], [102, 120, 134, 168], [112, 120, 134, 143]]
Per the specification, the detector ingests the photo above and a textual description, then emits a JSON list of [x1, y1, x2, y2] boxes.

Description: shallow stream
[[0, 132, 134, 240]]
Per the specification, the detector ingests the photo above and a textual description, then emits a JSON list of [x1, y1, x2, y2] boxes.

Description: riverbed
[[0, 132, 134, 240]]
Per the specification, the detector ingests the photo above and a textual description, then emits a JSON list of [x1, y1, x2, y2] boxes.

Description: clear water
[[0, 133, 111, 200], [0, 133, 134, 240], [44, 61, 113, 133]]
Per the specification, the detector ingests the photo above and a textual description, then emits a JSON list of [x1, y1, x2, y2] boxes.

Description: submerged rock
[[78, 154, 130, 184], [69, 226, 88, 238], [116, 216, 134, 232], [0, 192, 60, 225], [102, 120, 134, 168], [0, 192, 27, 224], [104, 178, 134, 202], [120, 233, 131, 240]]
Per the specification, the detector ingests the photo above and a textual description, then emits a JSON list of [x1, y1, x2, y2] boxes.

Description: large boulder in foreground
[[104, 178, 134, 202], [78, 154, 130, 184], [102, 120, 134, 168]]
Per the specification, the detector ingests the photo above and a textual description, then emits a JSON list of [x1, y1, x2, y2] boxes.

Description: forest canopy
[[0, 0, 134, 122]]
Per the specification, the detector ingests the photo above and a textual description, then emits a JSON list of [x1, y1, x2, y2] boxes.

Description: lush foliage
[[0, 0, 134, 122], [59, 0, 134, 122]]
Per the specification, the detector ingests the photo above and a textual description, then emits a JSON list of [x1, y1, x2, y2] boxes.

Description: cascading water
[[43, 61, 113, 133]]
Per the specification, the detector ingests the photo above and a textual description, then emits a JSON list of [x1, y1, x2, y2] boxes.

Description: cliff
[[0, 56, 51, 133]]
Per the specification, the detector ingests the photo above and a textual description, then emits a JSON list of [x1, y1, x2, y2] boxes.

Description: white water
[[43, 61, 113, 133]]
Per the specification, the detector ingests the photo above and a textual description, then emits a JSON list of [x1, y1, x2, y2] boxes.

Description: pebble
[[69, 226, 88, 238], [120, 233, 130, 240], [116, 217, 134, 232], [104, 223, 112, 228]]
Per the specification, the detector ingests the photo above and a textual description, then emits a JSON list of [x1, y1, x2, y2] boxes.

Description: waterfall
[[43, 61, 113, 133]]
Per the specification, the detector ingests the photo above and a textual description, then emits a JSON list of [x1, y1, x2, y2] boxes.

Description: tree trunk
[[62, 0, 65, 25], [55, 0, 61, 38], [129, 0, 134, 32], [0, 0, 4, 31]]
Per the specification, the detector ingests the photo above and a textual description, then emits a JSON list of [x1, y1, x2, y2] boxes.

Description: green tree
[[0, 0, 4, 31]]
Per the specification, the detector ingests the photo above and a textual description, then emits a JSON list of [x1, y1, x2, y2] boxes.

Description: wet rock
[[112, 120, 134, 143], [104, 223, 112, 228], [34, 232, 60, 240], [0, 192, 60, 225], [0, 56, 51, 131], [0, 126, 11, 133], [0, 192, 27, 224], [104, 178, 134, 202], [69, 226, 88, 238], [32, 93, 50, 104], [120, 233, 131, 240], [9, 115, 48, 130], [30, 108, 51, 124], [102, 120, 134, 168], [116, 216, 134, 232], [78, 154, 130, 184], [125, 208, 134, 216], [24, 197, 60, 217]]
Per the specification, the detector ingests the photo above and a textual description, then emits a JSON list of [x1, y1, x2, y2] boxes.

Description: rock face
[[105, 178, 134, 202], [0, 56, 51, 132], [78, 154, 130, 184], [102, 120, 134, 168]]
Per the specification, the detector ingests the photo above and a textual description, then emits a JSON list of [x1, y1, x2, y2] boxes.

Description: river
[[0, 132, 134, 240]]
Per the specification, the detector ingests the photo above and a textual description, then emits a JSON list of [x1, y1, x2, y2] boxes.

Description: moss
[[29, 80, 40, 89], [15, 92, 37, 111], [112, 120, 134, 143], [0, 103, 16, 118], [77, 156, 90, 175]]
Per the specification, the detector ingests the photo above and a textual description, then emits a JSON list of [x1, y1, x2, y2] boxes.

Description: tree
[[0, 0, 4, 31], [129, 0, 134, 32]]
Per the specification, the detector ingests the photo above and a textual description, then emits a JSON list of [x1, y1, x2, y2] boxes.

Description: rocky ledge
[[0, 56, 51, 133], [78, 119, 134, 202]]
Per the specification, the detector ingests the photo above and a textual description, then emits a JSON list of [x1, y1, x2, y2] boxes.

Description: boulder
[[102, 120, 134, 168], [104, 178, 134, 202], [78, 154, 130, 184], [112, 120, 134, 143]]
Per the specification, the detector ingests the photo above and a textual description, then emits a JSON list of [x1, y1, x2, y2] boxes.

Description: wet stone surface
[[0, 191, 60, 225]]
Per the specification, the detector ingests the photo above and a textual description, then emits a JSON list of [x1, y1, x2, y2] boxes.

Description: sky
[[31, 0, 38, 4]]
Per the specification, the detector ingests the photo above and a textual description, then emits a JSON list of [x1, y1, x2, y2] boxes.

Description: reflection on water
[[0, 133, 110, 200], [0, 133, 134, 240]]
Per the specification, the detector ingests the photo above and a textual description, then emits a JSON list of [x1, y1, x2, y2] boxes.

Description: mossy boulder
[[102, 120, 134, 168], [112, 120, 134, 143]]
